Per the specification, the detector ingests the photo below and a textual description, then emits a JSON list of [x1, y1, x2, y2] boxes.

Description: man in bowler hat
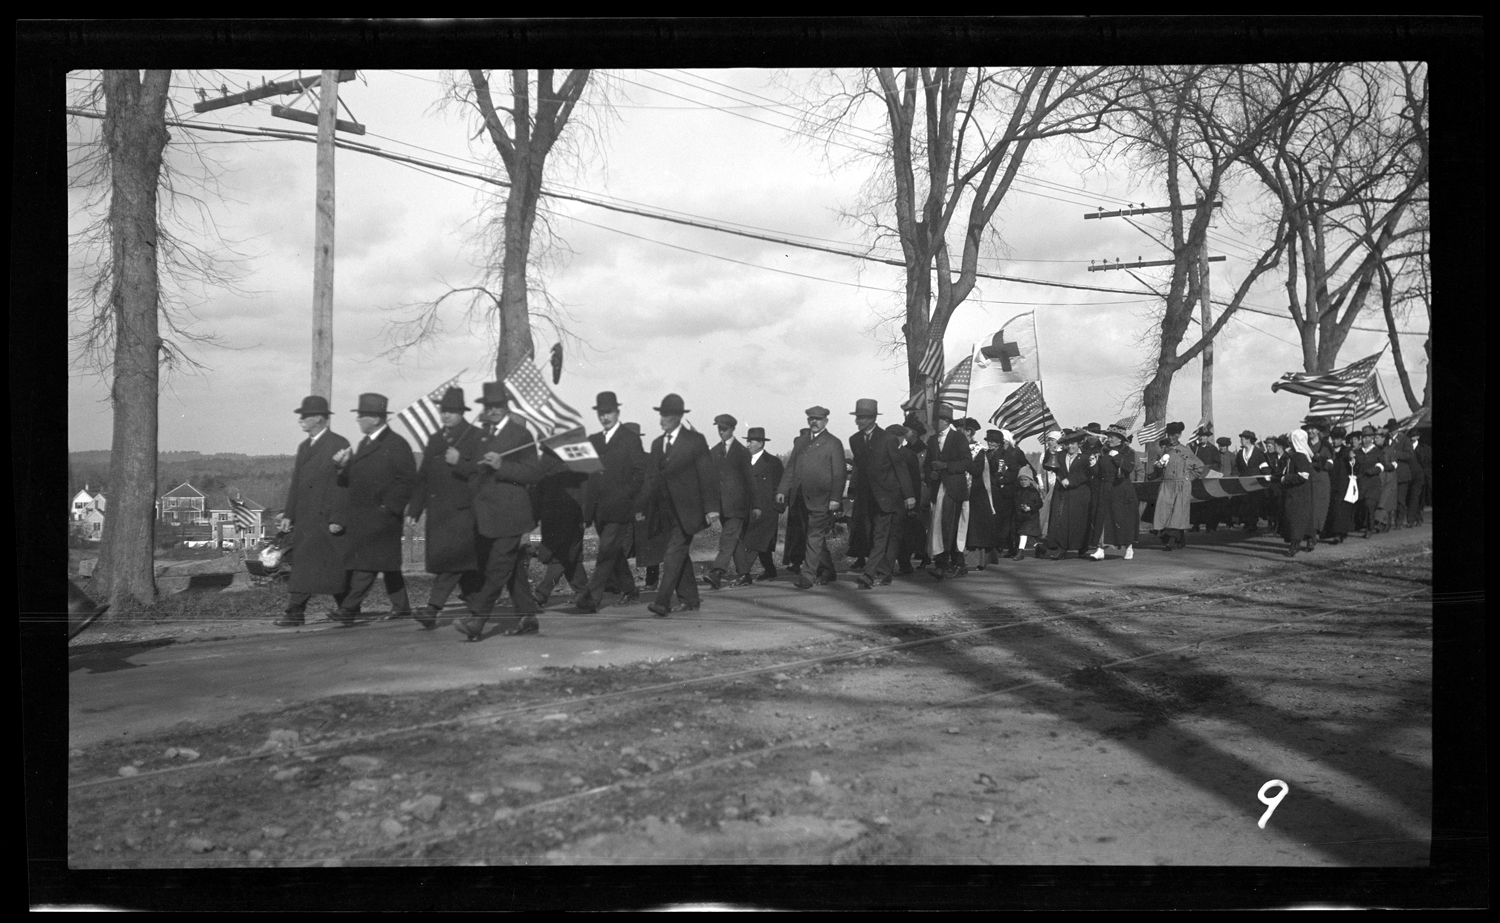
[[777, 405, 847, 589], [405, 387, 486, 628], [275, 396, 351, 627], [329, 393, 417, 624], [847, 399, 915, 588], [575, 391, 646, 612], [742, 426, 784, 581], [455, 381, 545, 640], [706, 413, 757, 589], [637, 393, 720, 616]]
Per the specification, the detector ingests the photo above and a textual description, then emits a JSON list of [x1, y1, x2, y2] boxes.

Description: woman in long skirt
[[965, 434, 999, 568], [1323, 426, 1358, 543], [1279, 430, 1317, 555], [1090, 423, 1139, 560], [1305, 420, 1333, 548], [1043, 429, 1093, 559]]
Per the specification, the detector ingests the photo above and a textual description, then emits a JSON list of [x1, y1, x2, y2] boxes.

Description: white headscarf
[[1288, 429, 1313, 463], [1000, 428, 1015, 447]]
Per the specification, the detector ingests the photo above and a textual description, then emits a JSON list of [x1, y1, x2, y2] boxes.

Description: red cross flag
[[970, 311, 1040, 390]]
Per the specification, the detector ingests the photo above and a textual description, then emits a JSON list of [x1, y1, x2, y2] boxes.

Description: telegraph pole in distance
[[310, 71, 340, 402]]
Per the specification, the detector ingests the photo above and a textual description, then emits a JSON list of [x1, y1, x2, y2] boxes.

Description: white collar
[[749, 448, 765, 464], [361, 424, 387, 443], [307, 427, 328, 445], [602, 421, 619, 442]]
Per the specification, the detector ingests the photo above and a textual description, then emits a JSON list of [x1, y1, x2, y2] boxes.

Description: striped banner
[[1136, 420, 1168, 445], [988, 381, 1058, 443], [395, 370, 468, 449], [504, 359, 586, 442], [228, 494, 258, 532], [938, 356, 973, 413], [1133, 474, 1269, 506]]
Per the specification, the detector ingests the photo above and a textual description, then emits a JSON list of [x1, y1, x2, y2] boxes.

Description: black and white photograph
[[23, 17, 1483, 912]]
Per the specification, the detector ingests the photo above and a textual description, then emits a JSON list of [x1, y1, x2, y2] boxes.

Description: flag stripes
[[1310, 373, 1388, 426], [916, 335, 944, 385], [938, 356, 973, 413], [1271, 350, 1383, 406], [1134, 475, 1268, 506], [988, 381, 1059, 443], [228, 494, 258, 531], [394, 370, 467, 449], [504, 360, 586, 443], [1136, 420, 1167, 445]]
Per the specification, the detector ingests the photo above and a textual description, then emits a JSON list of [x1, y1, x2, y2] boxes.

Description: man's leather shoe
[[575, 597, 598, 613], [792, 576, 814, 590], [761, 567, 779, 580], [273, 616, 304, 628], [416, 606, 439, 630], [330, 609, 357, 626], [677, 601, 701, 612], [454, 616, 484, 642], [873, 576, 892, 587], [616, 591, 641, 607], [647, 602, 671, 617], [728, 574, 753, 588], [855, 575, 873, 589], [704, 569, 724, 590], [815, 573, 835, 586], [896, 563, 914, 575], [505, 615, 540, 636]]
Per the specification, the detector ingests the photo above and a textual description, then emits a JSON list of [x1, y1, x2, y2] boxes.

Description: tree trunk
[[496, 172, 538, 380], [88, 70, 171, 610]]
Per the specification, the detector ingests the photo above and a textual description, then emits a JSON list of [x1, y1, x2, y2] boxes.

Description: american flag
[[228, 494, 258, 533], [988, 381, 1058, 443], [395, 370, 468, 449], [1111, 412, 1139, 433], [1312, 372, 1388, 426], [937, 357, 973, 413], [505, 359, 586, 441], [916, 334, 944, 385], [1136, 420, 1168, 445], [1271, 350, 1383, 405]]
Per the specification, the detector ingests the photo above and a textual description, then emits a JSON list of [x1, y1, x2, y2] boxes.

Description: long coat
[[849, 426, 914, 514], [1308, 441, 1334, 539], [711, 437, 756, 520], [537, 450, 589, 552], [898, 440, 928, 558], [989, 444, 1029, 549], [1096, 444, 1139, 547], [406, 422, 484, 574], [583, 425, 645, 526], [1014, 483, 1044, 538], [335, 427, 417, 573], [779, 430, 847, 511], [1279, 451, 1316, 543], [473, 417, 543, 539], [1325, 444, 1359, 535], [923, 427, 972, 503], [965, 447, 999, 549], [745, 450, 785, 554], [1149, 443, 1206, 531], [283, 429, 351, 595], [1046, 451, 1093, 549], [642, 427, 719, 536]]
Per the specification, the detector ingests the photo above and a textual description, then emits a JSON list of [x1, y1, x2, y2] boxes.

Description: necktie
[[359, 436, 370, 452], [665, 434, 674, 452]]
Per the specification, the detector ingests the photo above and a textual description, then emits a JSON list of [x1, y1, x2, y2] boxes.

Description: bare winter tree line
[[67, 63, 1429, 607]]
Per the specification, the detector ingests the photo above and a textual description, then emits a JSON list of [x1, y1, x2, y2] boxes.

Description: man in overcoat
[[1408, 426, 1430, 525], [847, 399, 915, 589], [924, 402, 973, 578], [894, 416, 929, 573], [706, 413, 757, 589], [576, 391, 645, 612], [638, 393, 720, 617], [330, 393, 417, 625], [1148, 421, 1206, 551], [743, 427, 783, 581], [777, 406, 847, 589], [405, 387, 485, 629], [455, 381, 545, 641], [275, 396, 351, 627], [531, 447, 591, 606]]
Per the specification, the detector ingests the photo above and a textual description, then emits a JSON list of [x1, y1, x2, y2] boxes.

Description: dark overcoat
[[1096, 444, 1139, 547], [779, 430, 848, 511], [641, 427, 720, 536], [1279, 451, 1316, 543], [989, 444, 1029, 548], [283, 429, 351, 595], [537, 450, 589, 552], [745, 450, 785, 554], [1325, 444, 1358, 535], [335, 427, 417, 573], [1047, 451, 1093, 549], [965, 447, 999, 549], [711, 438, 756, 520], [1308, 441, 1334, 539], [1014, 483, 1043, 537], [583, 426, 645, 526], [406, 422, 484, 574], [473, 417, 544, 539], [923, 427, 972, 503]]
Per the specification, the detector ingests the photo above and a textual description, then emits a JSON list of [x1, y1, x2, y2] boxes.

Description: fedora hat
[[654, 393, 688, 415], [1383, 417, 1401, 431], [959, 417, 981, 433], [622, 421, 641, 435], [1330, 425, 1348, 438], [851, 398, 881, 417], [479, 381, 509, 407], [353, 393, 390, 416], [745, 426, 769, 442], [438, 387, 469, 413], [713, 413, 738, 428], [294, 395, 331, 417], [593, 391, 620, 412], [804, 405, 831, 419]]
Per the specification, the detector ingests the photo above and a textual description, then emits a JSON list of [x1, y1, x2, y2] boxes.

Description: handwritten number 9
[[1257, 780, 1288, 829]]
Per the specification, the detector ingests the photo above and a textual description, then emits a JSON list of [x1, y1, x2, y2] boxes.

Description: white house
[[71, 486, 96, 520], [160, 482, 207, 524]]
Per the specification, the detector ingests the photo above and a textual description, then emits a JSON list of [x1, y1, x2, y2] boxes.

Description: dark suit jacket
[[745, 450, 785, 553], [777, 429, 847, 510], [284, 428, 351, 594], [1230, 447, 1272, 481], [641, 427, 719, 535], [583, 425, 645, 525], [406, 422, 484, 573], [473, 416, 543, 539], [712, 437, 756, 520], [925, 426, 972, 503], [849, 426, 913, 514], [335, 426, 417, 572]]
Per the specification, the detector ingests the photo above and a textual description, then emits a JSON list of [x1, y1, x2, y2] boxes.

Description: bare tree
[[1242, 62, 1429, 376], [384, 69, 598, 380], [789, 67, 1130, 426], [69, 69, 247, 610], [1098, 64, 1343, 429]]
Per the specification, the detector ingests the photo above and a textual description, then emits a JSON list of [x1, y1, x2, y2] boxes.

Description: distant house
[[207, 492, 268, 545], [71, 486, 96, 521], [160, 482, 207, 524], [77, 493, 106, 540]]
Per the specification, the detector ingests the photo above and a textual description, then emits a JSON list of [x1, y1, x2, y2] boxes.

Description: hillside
[[70, 452, 299, 517]]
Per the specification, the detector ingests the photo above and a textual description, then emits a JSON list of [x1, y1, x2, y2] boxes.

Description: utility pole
[[193, 70, 360, 401]]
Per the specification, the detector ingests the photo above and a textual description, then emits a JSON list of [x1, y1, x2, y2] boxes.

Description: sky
[[65, 66, 1429, 457]]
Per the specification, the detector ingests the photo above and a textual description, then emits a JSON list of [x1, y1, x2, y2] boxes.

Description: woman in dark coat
[[988, 429, 1028, 560], [1263, 437, 1288, 534], [1279, 430, 1316, 555], [1323, 426, 1358, 542], [1352, 425, 1386, 538], [965, 432, 999, 568], [1091, 424, 1139, 560], [1304, 420, 1334, 547], [1013, 469, 1044, 558], [1082, 430, 1106, 554], [1042, 429, 1093, 559]]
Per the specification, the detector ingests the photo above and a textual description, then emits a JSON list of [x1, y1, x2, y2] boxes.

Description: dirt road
[[68, 526, 1433, 871]]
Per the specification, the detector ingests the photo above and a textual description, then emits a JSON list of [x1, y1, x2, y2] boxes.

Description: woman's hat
[[1239, 430, 1258, 442], [1165, 421, 1186, 436]]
